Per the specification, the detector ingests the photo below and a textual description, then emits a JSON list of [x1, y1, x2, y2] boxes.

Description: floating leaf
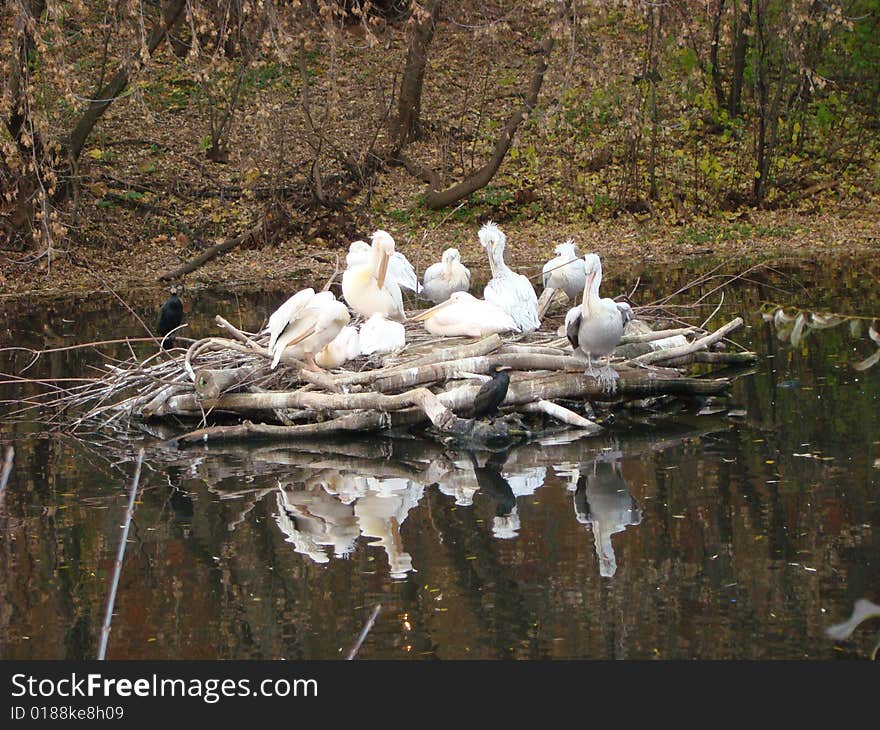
[[790, 312, 806, 347], [826, 599, 880, 641], [869, 322, 880, 346], [850, 319, 864, 338], [852, 348, 880, 371]]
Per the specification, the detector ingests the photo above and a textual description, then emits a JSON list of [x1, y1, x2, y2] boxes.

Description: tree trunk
[[393, 0, 443, 150], [421, 33, 556, 209], [728, 0, 751, 118], [68, 0, 188, 164], [709, 0, 726, 109]]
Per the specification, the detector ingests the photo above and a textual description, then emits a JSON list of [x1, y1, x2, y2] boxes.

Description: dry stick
[[97, 448, 145, 661], [334, 334, 503, 387], [619, 327, 700, 344], [520, 400, 603, 431], [630, 317, 744, 366], [0, 445, 14, 513], [346, 604, 382, 660]]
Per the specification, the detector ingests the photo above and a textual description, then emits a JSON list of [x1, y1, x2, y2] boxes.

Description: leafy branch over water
[[761, 304, 880, 371]]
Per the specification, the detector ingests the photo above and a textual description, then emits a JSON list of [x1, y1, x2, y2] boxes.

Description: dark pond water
[[1, 254, 878, 660]]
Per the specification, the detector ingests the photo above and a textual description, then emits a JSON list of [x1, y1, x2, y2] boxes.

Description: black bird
[[157, 285, 184, 348], [472, 363, 512, 418], [467, 449, 516, 517]]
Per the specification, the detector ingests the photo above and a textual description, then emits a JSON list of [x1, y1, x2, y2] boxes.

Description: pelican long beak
[[582, 270, 595, 317], [410, 299, 451, 322], [376, 249, 390, 289], [486, 243, 497, 277], [284, 325, 317, 346]]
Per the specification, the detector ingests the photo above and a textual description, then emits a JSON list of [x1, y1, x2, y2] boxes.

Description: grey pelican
[[542, 239, 587, 298], [410, 291, 518, 337], [478, 222, 540, 332], [346, 238, 420, 294], [421, 247, 471, 304], [342, 230, 406, 321], [266, 289, 351, 370], [564, 253, 631, 387]]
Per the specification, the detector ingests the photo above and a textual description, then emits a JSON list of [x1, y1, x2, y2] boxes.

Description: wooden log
[[162, 369, 730, 421], [619, 327, 699, 344], [193, 365, 260, 401], [521, 400, 604, 432], [630, 317, 744, 366], [172, 385, 515, 445], [334, 334, 503, 387], [141, 383, 192, 418], [614, 335, 689, 360], [662, 351, 759, 367], [372, 352, 585, 393]]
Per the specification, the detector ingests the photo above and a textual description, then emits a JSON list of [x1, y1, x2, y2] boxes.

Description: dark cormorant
[[467, 449, 516, 517], [157, 285, 184, 348], [472, 363, 512, 418]]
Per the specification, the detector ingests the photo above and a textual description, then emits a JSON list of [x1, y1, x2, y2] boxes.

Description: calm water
[[1, 254, 878, 660]]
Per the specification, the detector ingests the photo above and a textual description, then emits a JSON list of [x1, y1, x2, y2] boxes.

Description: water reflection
[[468, 450, 520, 540], [2, 257, 880, 659], [274, 473, 423, 579], [571, 451, 643, 578]]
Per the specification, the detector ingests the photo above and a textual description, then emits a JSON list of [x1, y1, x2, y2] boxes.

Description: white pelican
[[341, 230, 406, 321], [346, 238, 420, 294], [266, 289, 351, 370], [315, 325, 361, 369], [564, 253, 631, 387], [478, 222, 540, 332], [420, 247, 471, 304], [410, 291, 518, 337], [359, 313, 406, 355], [539, 239, 587, 311]]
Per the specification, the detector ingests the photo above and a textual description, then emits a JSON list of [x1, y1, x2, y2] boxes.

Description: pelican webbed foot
[[596, 362, 620, 393]]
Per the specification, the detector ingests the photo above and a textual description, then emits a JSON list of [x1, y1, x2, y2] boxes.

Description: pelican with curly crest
[[266, 289, 351, 371], [410, 291, 518, 337], [478, 222, 540, 333], [421, 247, 471, 304], [564, 253, 632, 389], [342, 230, 406, 322]]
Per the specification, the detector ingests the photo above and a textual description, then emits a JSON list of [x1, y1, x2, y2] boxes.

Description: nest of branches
[[5, 283, 757, 449]]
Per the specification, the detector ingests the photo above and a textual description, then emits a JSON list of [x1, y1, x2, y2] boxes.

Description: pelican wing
[[271, 308, 323, 369], [266, 288, 315, 353], [565, 306, 582, 350], [484, 272, 539, 332], [422, 260, 445, 286], [390, 252, 420, 293]]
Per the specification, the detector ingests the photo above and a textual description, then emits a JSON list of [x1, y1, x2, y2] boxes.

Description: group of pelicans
[[258, 221, 632, 386]]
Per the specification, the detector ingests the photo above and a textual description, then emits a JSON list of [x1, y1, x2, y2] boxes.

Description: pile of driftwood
[[52, 304, 756, 448]]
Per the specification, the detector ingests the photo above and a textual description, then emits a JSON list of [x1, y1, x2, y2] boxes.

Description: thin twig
[[346, 603, 382, 660], [97, 448, 145, 661], [0, 445, 14, 513]]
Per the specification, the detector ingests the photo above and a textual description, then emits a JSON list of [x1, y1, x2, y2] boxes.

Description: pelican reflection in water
[[573, 453, 642, 578], [273, 472, 423, 579]]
